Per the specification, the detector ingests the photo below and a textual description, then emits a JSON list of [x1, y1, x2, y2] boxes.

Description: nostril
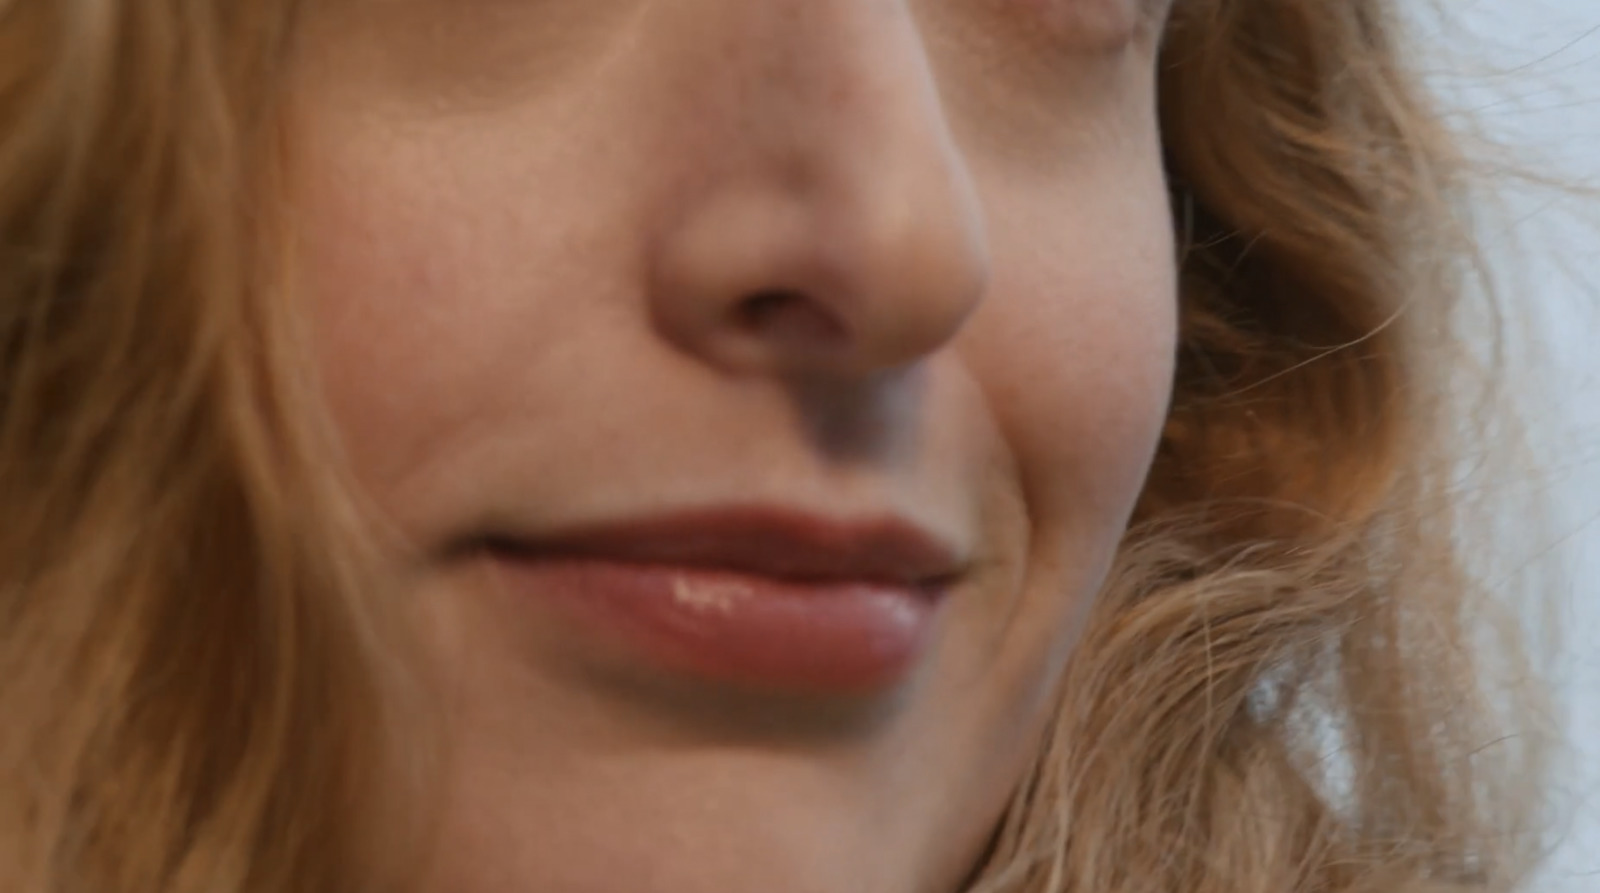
[[733, 289, 848, 345]]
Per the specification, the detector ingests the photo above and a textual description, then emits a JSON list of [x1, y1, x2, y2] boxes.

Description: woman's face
[[290, 1, 1176, 890]]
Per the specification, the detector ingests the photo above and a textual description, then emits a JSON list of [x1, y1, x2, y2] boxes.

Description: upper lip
[[477, 506, 965, 586]]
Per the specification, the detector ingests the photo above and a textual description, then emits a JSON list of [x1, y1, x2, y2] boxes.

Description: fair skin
[[289, 0, 1175, 890]]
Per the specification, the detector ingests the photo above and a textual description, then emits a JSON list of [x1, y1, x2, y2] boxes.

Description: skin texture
[[288, 1, 1176, 890]]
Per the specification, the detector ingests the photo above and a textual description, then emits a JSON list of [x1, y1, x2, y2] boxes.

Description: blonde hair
[[0, 2, 1547, 892]]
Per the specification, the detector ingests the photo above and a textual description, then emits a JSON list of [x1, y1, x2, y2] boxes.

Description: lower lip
[[482, 552, 944, 694]]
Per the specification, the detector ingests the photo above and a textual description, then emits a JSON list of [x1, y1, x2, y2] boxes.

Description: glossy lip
[[466, 506, 967, 694]]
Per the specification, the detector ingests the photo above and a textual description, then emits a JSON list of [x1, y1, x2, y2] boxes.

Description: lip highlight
[[472, 508, 963, 694]]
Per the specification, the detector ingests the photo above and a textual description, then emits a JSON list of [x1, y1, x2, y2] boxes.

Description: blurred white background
[[1421, 1, 1600, 890]]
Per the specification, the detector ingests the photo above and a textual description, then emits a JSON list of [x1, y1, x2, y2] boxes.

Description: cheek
[[288, 112, 589, 505], [1000, 0, 1146, 50], [295, 184, 473, 503], [967, 182, 1177, 546], [930, 165, 1174, 826], [928, 178, 1173, 882]]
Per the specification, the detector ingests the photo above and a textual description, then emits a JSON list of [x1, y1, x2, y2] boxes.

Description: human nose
[[642, 0, 990, 380]]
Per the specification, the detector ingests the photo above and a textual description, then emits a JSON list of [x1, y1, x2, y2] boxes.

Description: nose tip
[[640, 1, 991, 381], [650, 175, 990, 379]]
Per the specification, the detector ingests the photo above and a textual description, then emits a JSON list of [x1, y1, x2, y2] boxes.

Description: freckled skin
[[289, 1, 1177, 891]]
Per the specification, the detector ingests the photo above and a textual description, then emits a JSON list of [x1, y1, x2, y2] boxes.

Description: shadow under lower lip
[[479, 549, 943, 696]]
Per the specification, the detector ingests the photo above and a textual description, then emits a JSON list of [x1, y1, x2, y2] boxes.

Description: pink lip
[[473, 508, 962, 694]]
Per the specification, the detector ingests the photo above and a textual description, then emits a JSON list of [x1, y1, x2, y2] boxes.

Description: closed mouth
[[468, 505, 966, 589]]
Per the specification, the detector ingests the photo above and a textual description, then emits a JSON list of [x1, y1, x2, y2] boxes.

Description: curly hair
[[0, 1, 1546, 892]]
